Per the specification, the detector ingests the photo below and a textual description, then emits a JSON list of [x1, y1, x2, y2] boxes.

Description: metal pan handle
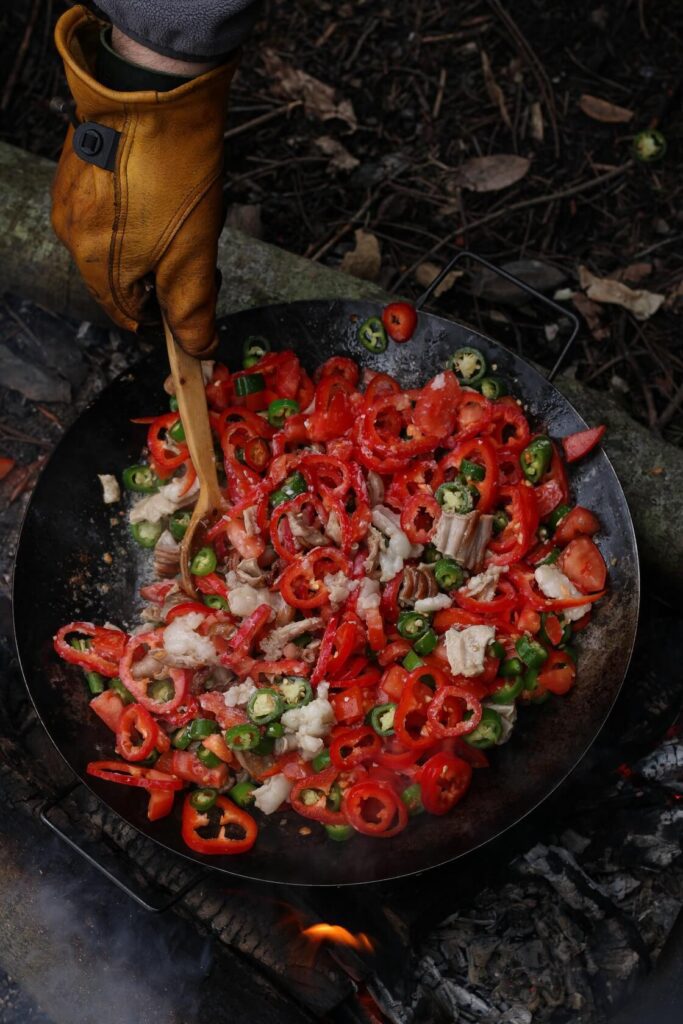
[[41, 784, 203, 913], [414, 249, 580, 383]]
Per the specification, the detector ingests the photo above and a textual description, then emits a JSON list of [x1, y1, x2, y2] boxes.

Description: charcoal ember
[[0, 344, 70, 403], [635, 738, 683, 785], [470, 260, 566, 306]]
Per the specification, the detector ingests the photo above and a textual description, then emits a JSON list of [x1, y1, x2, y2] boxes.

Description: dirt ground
[[1, 0, 682, 442]]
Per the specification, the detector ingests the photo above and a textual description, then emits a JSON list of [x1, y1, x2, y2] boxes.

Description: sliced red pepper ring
[[119, 631, 189, 715], [343, 780, 409, 837], [181, 794, 258, 855], [86, 760, 184, 791], [426, 686, 483, 739], [270, 492, 327, 561], [228, 604, 272, 652], [53, 622, 127, 678], [419, 751, 472, 815], [329, 726, 381, 770], [290, 766, 347, 825], [115, 703, 159, 762], [147, 412, 189, 472], [538, 649, 576, 695], [394, 675, 435, 751], [400, 491, 441, 545], [278, 548, 351, 611], [436, 437, 499, 513], [454, 578, 519, 616]]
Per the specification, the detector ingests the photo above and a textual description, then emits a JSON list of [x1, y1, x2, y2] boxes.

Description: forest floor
[[2, 0, 683, 443]]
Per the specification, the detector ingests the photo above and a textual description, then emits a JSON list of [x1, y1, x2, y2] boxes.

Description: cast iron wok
[[13, 298, 639, 886]]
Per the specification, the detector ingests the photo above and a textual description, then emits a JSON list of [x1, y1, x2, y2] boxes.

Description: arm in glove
[[51, 5, 239, 356]]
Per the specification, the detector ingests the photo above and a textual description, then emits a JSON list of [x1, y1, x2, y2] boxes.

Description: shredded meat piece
[[234, 558, 265, 585], [432, 510, 493, 572], [287, 511, 328, 549], [399, 566, 438, 607], [366, 471, 385, 507], [363, 526, 382, 575], [258, 617, 324, 660], [243, 506, 259, 537], [325, 509, 343, 546], [130, 650, 168, 680], [153, 530, 180, 579]]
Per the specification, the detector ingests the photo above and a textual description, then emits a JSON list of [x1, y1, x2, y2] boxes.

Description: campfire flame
[[302, 922, 375, 954]]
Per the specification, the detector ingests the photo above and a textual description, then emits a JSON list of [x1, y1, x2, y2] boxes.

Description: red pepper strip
[[290, 766, 347, 825], [159, 695, 200, 729], [325, 618, 364, 680], [329, 726, 381, 770], [375, 742, 420, 771], [419, 752, 472, 815], [508, 565, 605, 611], [488, 483, 539, 565], [193, 572, 229, 599], [343, 780, 409, 838], [221, 651, 309, 682], [378, 639, 412, 667], [270, 492, 327, 561], [562, 425, 606, 463], [489, 396, 530, 451], [147, 788, 175, 821], [299, 453, 351, 497], [454, 578, 519, 616], [380, 573, 403, 626], [426, 687, 482, 739], [311, 613, 340, 685], [278, 548, 351, 611], [216, 406, 274, 440], [119, 632, 189, 715], [364, 371, 400, 403], [412, 370, 460, 437], [436, 437, 499, 514], [394, 676, 435, 751], [115, 704, 159, 762], [454, 392, 494, 441], [307, 376, 355, 442], [400, 491, 441, 545], [86, 761, 184, 791], [385, 458, 438, 512], [181, 794, 257, 855], [165, 601, 211, 623], [168, 750, 229, 789], [228, 604, 272, 652], [318, 355, 360, 386], [361, 393, 438, 459], [365, 606, 387, 653], [90, 690, 125, 732], [147, 413, 189, 471], [54, 622, 126, 678], [140, 580, 176, 604]]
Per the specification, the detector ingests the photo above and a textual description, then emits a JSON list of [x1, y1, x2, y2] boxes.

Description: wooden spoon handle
[[163, 317, 222, 509]]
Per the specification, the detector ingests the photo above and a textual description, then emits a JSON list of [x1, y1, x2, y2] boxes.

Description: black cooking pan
[[13, 255, 639, 886]]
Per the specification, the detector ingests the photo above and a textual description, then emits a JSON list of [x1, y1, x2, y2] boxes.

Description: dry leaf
[[481, 51, 512, 131], [571, 292, 610, 341], [261, 48, 357, 131], [578, 266, 665, 321], [578, 93, 634, 124], [529, 101, 544, 142], [451, 154, 530, 193], [612, 262, 652, 285], [314, 135, 360, 173], [415, 262, 464, 298], [340, 229, 381, 281]]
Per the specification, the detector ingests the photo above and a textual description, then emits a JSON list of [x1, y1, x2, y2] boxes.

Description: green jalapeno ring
[[449, 346, 487, 384], [148, 678, 175, 703], [122, 464, 159, 494], [311, 749, 331, 773], [520, 436, 553, 485], [460, 458, 486, 482], [187, 718, 220, 740], [203, 594, 229, 611], [235, 373, 266, 397], [435, 478, 475, 514], [172, 725, 193, 750], [397, 610, 431, 641], [242, 335, 271, 366], [422, 543, 440, 564], [168, 418, 186, 443], [515, 635, 548, 671], [434, 557, 465, 591], [271, 471, 307, 508], [266, 722, 285, 739], [479, 376, 507, 400], [247, 688, 284, 726], [196, 746, 222, 768], [500, 656, 523, 678], [402, 650, 425, 671], [225, 723, 261, 751], [325, 823, 354, 842], [369, 703, 397, 736], [492, 509, 509, 535], [413, 628, 437, 656], [169, 509, 191, 542], [130, 520, 163, 548], [464, 707, 503, 749], [189, 788, 218, 812], [278, 676, 313, 711], [230, 780, 258, 807], [267, 398, 300, 429], [190, 546, 217, 577], [358, 316, 388, 354], [489, 676, 524, 703], [109, 677, 135, 705], [401, 782, 424, 816]]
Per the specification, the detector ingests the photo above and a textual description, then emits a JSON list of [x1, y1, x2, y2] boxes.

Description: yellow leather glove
[[51, 5, 238, 356]]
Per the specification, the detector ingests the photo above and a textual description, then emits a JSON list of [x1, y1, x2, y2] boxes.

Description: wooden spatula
[[163, 316, 223, 595]]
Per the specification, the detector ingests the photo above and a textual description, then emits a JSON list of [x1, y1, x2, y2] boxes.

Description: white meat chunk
[[482, 701, 517, 744], [445, 624, 495, 677], [227, 586, 278, 619], [356, 577, 381, 620], [258, 617, 323, 661], [98, 474, 120, 504], [129, 475, 199, 524], [162, 612, 217, 668], [432, 509, 493, 571], [372, 505, 423, 582], [279, 687, 335, 761], [253, 773, 292, 814], [324, 572, 359, 610], [464, 564, 508, 602], [413, 593, 453, 614], [223, 678, 256, 707], [534, 564, 590, 622]]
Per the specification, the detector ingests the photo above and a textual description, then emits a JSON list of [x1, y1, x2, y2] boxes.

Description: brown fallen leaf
[[314, 135, 360, 173], [578, 93, 634, 124], [612, 262, 652, 285], [578, 266, 665, 321], [450, 154, 530, 193], [481, 51, 512, 131], [415, 262, 464, 298], [340, 229, 381, 281], [261, 48, 357, 131], [0, 456, 45, 511], [571, 293, 611, 341]]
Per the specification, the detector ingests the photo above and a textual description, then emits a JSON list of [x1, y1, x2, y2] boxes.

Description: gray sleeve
[[95, 0, 263, 61]]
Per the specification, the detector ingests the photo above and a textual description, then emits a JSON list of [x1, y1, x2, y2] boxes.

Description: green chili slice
[[230, 780, 258, 807], [488, 640, 506, 660], [130, 520, 163, 548], [434, 557, 465, 590], [413, 628, 438, 656], [196, 746, 222, 768], [479, 376, 507, 400], [267, 398, 300, 429], [169, 396, 179, 412], [464, 707, 503, 749], [85, 670, 105, 695], [520, 436, 553, 485], [515, 635, 548, 670], [253, 734, 275, 756], [311, 749, 331, 773], [492, 509, 509, 535], [247, 688, 284, 726], [422, 543, 440, 564], [449, 346, 487, 384], [271, 471, 307, 508], [279, 676, 313, 711], [148, 678, 175, 702], [489, 676, 524, 704], [122, 464, 159, 494], [460, 458, 485, 482], [547, 503, 571, 532], [401, 782, 424, 816], [169, 509, 191, 542], [633, 129, 667, 163], [523, 667, 549, 703], [266, 722, 285, 739], [235, 373, 266, 397], [397, 611, 431, 641], [189, 788, 218, 811], [187, 718, 220, 740], [242, 335, 271, 367], [500, 656, 523, 678], [369, 703, 397, 736], [325, 823, 354, 842], [190, 546, 217, 576], [109, 677, 135, 705], [203, 594, 229, 611], [168, 418, 186, 443], [435, 478, 475, 514], [402, 650, 425, 671], [358, 316, 388, 354], [225, 723, 261, 751], [172, 725, 193, 750]]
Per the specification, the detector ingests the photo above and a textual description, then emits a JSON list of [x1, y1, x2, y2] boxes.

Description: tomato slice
[[538, 649, 576, 695], [562, 425, 606, 463], [554, 506, 600, 545], [382, 302, 417, 343], [558, 536, 607, 593]]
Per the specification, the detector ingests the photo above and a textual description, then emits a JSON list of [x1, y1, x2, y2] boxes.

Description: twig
[[2, 301, 40, 344], [657, 378, 683, 432], [36, 405, 64, 429], [393, 162, 633, 290], [0, 423, 51, 449], [638, 0, 650, 39], [224, 100, 302, 140], [432, 69, 447, 120], [306, 189, 381, 262], [1, 0, 40, 112]]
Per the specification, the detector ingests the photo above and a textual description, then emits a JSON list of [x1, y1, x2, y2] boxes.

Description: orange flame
[[302, 923, 375, 954]]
